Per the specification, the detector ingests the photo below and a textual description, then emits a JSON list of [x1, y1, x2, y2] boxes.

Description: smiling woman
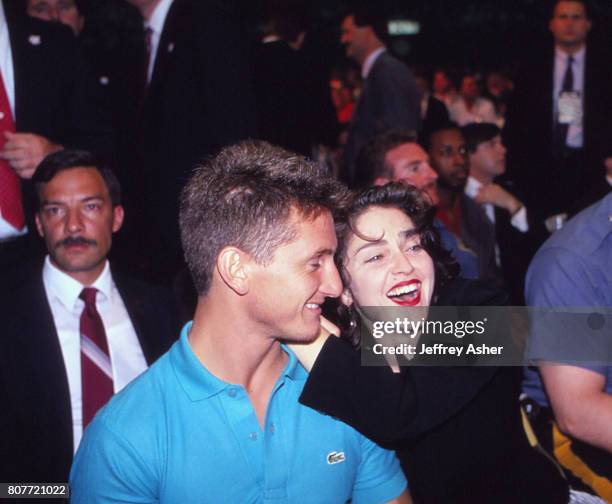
[[292, 183, 570, 503]]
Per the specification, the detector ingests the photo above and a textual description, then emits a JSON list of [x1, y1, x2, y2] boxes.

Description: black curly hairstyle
[[334, 182, 459, 347]]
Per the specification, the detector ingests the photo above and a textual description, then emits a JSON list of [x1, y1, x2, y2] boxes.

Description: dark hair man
[[0, 149, 177, 485], [504, 0, 612, 223], [0, 0, 112, 274], [462, 123, 544, 304], [69, 141, 410, 503], [428, 124, 500, 284], [340, 5, 420, 186]]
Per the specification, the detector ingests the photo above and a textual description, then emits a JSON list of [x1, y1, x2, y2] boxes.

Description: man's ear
[[216, 246, 250, 295], [112, 205, 124, 233], [340, 288, 354, 307]]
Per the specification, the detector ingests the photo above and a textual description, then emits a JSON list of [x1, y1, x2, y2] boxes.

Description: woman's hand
[[288, 316, 340, 372]]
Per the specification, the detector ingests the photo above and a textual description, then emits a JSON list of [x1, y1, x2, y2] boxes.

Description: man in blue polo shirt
[[522, 192, 611, 499], [70, 141, 409, 503]]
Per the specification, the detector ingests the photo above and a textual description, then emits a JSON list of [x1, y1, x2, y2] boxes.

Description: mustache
[[56, 236, 97, 249]]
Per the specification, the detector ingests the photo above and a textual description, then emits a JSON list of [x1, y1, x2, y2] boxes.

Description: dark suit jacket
[[419, 94, 449, 145], [504, 42, 612, 218], [253, 36, 338, 156], [300, 278, 569, 503], [462, 182, 546, 304], [133, 0, 255, 276], [2, 3, 113, 269], [0, 263, 179, 487], [459, 193, 499, 284], [5, 3, 112, 158], [343, 51, 421, 185]]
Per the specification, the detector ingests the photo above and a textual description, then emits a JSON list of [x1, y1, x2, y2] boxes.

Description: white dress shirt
[[464, 176, 528, 232], [144, 0, 174, 83], [553, 46, 585, 148], [42, 257, 147, 452], [448, 96, 502, 128], [0, 2, 27, 239], [361, 47, 386, 79], [465, 176, 529, 266]]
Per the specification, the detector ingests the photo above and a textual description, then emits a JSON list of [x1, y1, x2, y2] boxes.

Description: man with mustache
[[0, 149, 178, 487]]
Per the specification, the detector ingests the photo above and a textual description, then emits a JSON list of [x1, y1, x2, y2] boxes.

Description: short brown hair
[[354, 130, 417, 189], [180, 140, 349, 295]]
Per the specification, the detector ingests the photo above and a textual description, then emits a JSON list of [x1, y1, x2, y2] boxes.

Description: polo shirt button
[[249, 432, 257, 441], [227, 388, 237, 398], [0, 112, 4, 120], [269, 423, 275, 434]]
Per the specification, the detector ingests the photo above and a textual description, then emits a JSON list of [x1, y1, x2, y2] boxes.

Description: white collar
[[43, 255, 113, 311], [361, 47, 386, 79], [145, 0, 173, 35], [554, 45, 586, 65], [464, 175, 483, 199]]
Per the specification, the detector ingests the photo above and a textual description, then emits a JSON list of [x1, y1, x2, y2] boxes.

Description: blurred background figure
[[431, 68, 456, 110], [340, 4, 421, 186], [504, 0, 612, 225], [254, 0, 339, 159], [484, 70, 514, 118], [413, 66, 450, 145], [26, 0, 84, 33], [448, 71, 502, 127]]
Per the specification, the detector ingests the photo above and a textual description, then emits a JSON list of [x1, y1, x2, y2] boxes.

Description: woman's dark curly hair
[[334, 183, 459, 347]]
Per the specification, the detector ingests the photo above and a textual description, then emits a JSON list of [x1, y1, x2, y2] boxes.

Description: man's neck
[[556, 41, 586, 56], [470, 170, 492, 186], [139, 0, 163, 21], [437, 185, 461, 210], [358, 42, 384, 67], [188, 293, 287, 425]]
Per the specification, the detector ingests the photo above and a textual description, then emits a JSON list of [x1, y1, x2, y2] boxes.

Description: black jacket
[[0, 263, 179, 486], [300, 278, 569, 503]]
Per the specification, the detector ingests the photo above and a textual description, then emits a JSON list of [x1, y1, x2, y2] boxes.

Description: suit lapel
[[148, 0, 180, 99], [15, 273, 74, 456], [113, 274, 159, 365]]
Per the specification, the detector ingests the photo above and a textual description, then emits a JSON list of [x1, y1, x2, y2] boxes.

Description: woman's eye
[[365, 254, 383, 263], [406, 243, 422, 253]]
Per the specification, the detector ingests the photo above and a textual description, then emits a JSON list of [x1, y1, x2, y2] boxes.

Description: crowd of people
[[0, 0, 610, 502]]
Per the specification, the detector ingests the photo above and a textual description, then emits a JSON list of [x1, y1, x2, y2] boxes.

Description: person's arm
[[299, 279, 504, 443], [387, 490, 413, 504], [299, 335, 497, 444], [540, 364, 612, 453], [0, 132, 62, 178]]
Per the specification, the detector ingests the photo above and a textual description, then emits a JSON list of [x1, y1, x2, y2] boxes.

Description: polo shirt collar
[[42, 255, 112, 311], [172, 322, 305, 402]]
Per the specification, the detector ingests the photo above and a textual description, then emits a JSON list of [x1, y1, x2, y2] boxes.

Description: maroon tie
[[0, 68, 24, 229], [80, 287, 113, 427]]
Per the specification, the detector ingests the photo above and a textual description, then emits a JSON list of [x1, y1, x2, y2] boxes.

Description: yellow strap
[[520, 406, 566, 479], [553, 424, 612, 502]]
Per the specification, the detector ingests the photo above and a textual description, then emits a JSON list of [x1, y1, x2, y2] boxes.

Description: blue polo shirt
[[523, 193, 612, 406], [70, 323, 407, 503]]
